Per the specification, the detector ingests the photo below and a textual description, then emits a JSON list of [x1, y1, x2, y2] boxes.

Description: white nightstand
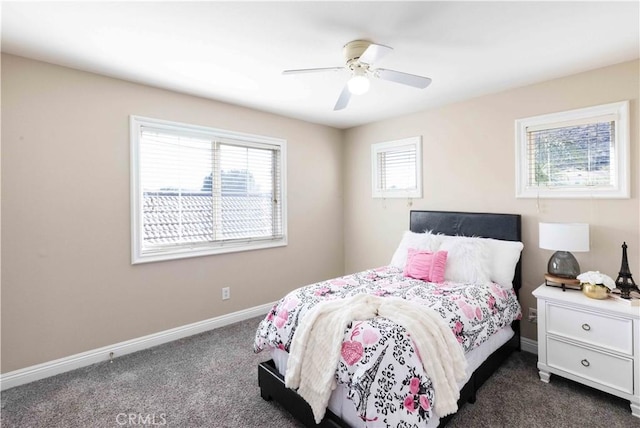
[[533, 284, 640, 418]]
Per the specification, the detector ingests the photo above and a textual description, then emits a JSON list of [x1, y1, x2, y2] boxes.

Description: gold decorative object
[[581, 283, 610, 300]]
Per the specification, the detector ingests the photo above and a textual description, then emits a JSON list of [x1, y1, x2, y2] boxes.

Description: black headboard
[[409, 210, 522, 292]]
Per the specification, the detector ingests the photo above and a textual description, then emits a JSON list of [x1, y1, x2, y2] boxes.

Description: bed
[[255, 210, 523, 427]]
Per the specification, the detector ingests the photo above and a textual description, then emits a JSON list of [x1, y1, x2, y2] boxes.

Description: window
[[371, 136, 422, 198], [130, 116, 286, 264], [515, 101, 629, 199]]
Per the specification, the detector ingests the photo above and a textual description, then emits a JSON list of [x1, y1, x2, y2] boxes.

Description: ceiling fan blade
[[282, 67, 344, 75], [375, 68, 432, 89], [359, 43, 393, 65], [333, 85, 351, 111]]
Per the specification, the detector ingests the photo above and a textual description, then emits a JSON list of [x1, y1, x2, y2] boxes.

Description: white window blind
[[526, 120, 615, 188], [131, 116, 286, 263], [515, 101, 629, 199], [371, 136, 422, 198]]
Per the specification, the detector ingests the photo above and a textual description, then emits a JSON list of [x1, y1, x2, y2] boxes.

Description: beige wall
[[343, 60, 639, 343], [0, 54, 344, 372], [2, 54, 637, 373]]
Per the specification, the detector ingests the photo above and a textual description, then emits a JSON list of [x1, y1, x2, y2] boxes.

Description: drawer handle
[[581, 359, 590, 367], [581, 323, 591, 331]]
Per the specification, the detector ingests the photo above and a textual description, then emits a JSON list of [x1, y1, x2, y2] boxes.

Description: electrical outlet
[[528, 307, 537, 323], [222, 287, 230, 300]]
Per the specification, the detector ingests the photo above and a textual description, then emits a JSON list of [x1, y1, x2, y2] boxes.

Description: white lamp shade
[[539, 223, 590, 252]]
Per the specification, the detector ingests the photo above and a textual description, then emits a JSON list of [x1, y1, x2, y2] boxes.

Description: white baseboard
[[521, 336, 538, 354], [0, 302, 274, 391]]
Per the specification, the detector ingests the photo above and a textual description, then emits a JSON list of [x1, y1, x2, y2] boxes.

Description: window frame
[[130, 115, 287, 264], [515, 101, 630, 199], [371, 136, 423, 199]]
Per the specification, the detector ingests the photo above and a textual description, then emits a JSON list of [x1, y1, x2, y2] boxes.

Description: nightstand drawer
[[547, 337, 634, 394], [547, 303, 633, 355]]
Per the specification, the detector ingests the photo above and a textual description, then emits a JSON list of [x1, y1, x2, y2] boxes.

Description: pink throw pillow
[[403, 248, 448, 283]]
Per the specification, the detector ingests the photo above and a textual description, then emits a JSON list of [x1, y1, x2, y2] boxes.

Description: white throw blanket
[[285, 293, 468, 424]]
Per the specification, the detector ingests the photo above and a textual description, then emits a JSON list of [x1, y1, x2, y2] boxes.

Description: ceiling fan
[[283, 40, 432, 111]]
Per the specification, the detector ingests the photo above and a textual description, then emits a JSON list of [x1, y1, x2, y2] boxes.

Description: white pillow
[[390, 231, 442, 268], [439, 236, 491, 284], [437, 235, 523, 288], [483, 238, 524, 288]]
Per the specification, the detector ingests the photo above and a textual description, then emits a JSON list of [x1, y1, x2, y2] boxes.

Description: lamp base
[[548, 251, 580, 279]]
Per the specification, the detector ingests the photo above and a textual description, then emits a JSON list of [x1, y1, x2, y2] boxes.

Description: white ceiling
[[2, 1, 638, 129]]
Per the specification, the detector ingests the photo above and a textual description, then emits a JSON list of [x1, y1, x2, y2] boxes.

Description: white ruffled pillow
[[390, 231, 442, 268], [439, 236, 491, 284], [437, 235, 523, 288]]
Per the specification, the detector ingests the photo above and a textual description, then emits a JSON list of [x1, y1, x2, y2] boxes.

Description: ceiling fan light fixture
[[282, 40, 431, 109], [347, 74, 370, 95]]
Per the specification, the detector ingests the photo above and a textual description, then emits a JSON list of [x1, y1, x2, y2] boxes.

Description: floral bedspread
[[254, 266, 521, 427]]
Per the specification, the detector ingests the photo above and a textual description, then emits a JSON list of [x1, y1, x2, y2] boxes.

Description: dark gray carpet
[[1, 316, 637, 428]]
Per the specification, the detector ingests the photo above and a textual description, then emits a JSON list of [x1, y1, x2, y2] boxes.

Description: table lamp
[[539, 222, 590, 279]]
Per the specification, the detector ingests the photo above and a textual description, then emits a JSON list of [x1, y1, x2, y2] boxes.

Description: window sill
[[132, 238, 287, 264]]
